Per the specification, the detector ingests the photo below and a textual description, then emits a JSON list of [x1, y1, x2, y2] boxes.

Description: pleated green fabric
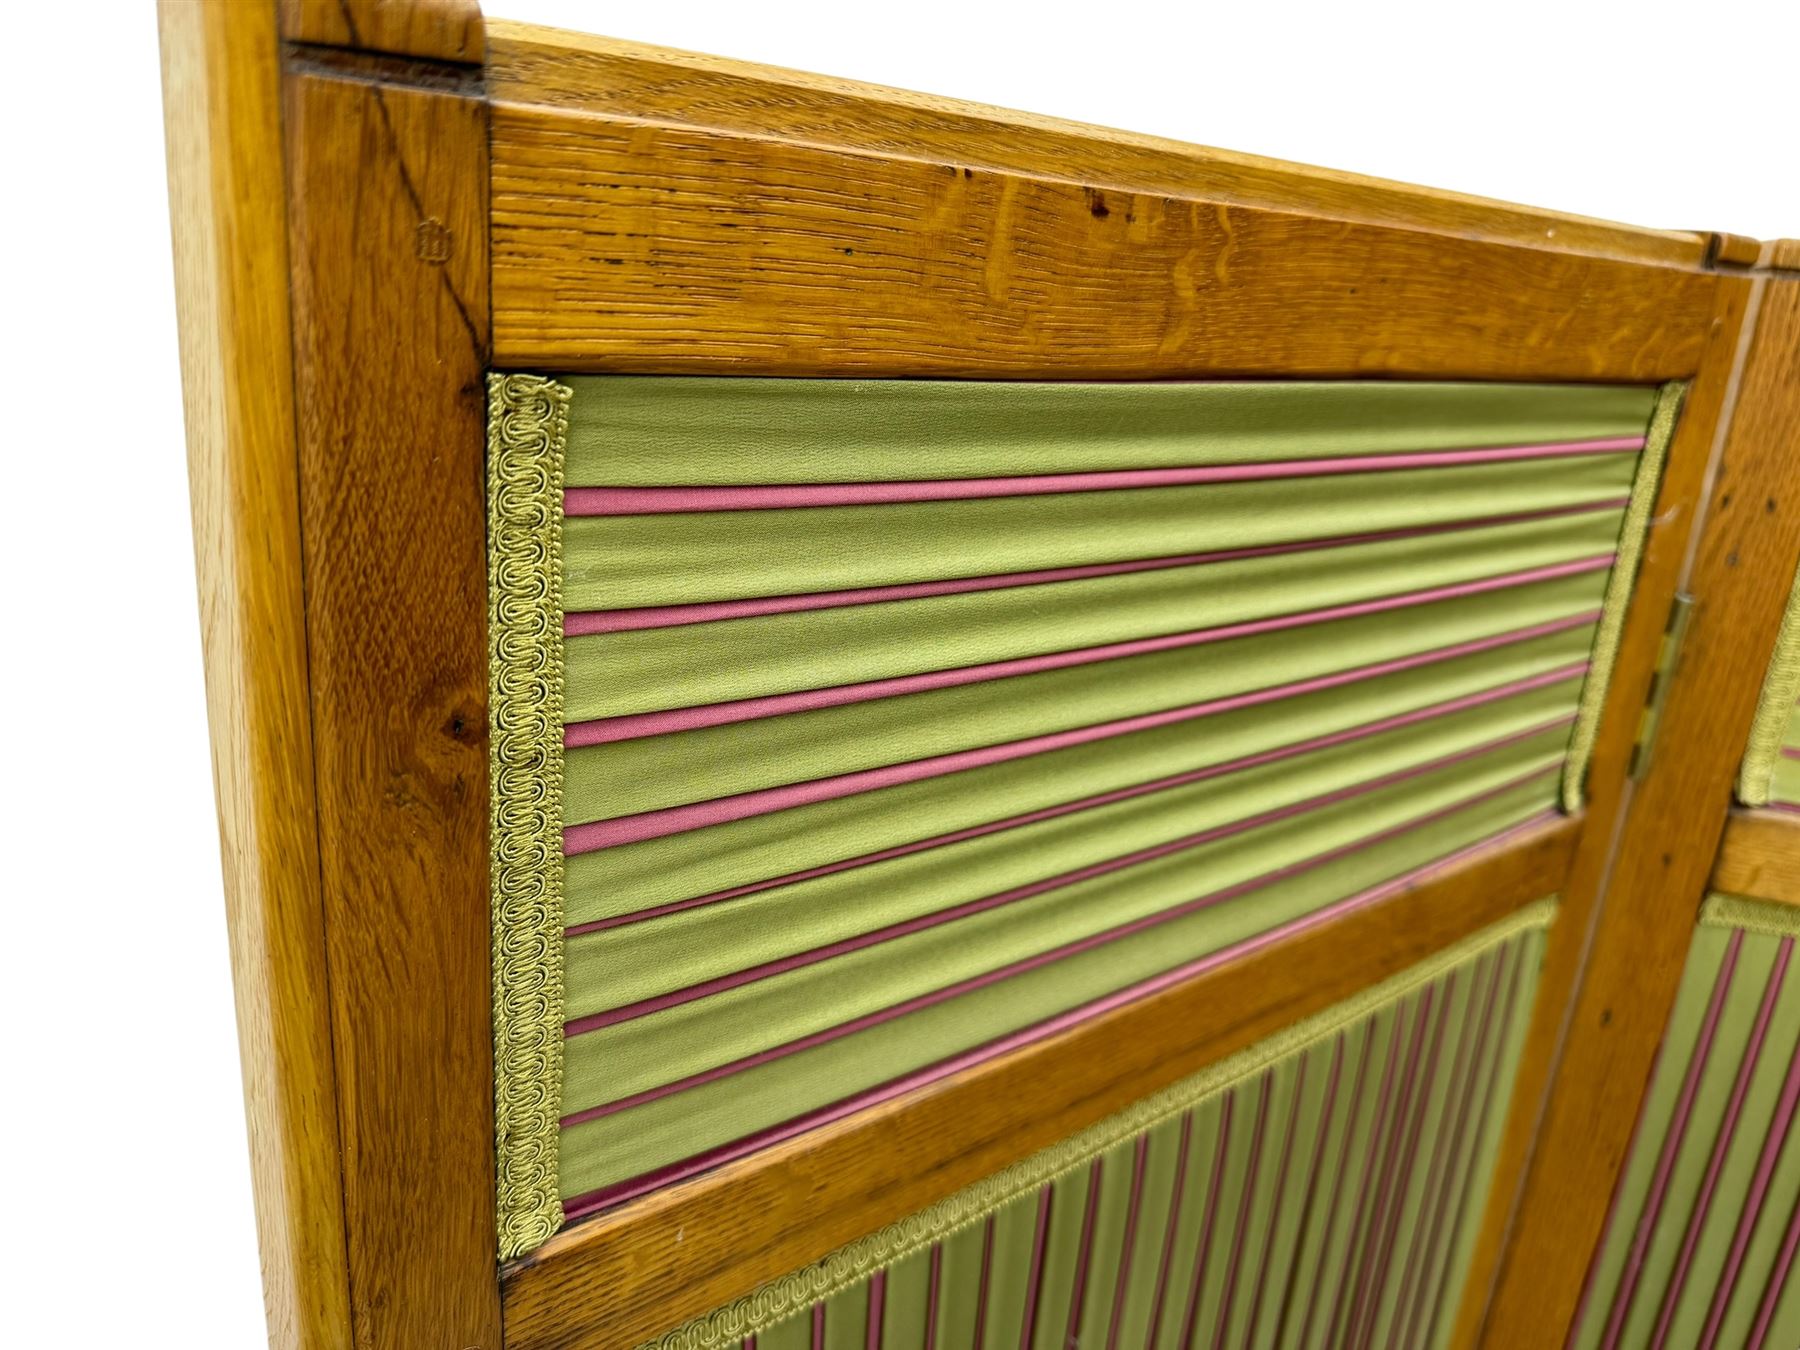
[[1569, 896, 1800, 1350], [644, 913, 1550, 1350], [527, 375, 1664, 1215], [1740, 566, 1800, 807]]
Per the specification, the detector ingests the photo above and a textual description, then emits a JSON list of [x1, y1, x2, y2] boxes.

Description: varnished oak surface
[[280, 0, 483, 62], [1712, 808, 1800, 908], [502, 818, 1578, 1350], [283, 55, 500, 1350], [489, 101, 1723, 380], [158, 5, 354, 1348], [1478, 279, 1800, 1346], [486, 21, 1710, 271]]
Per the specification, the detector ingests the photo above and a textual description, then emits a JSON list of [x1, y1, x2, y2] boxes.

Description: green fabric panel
[[567, 684, 1577, 1020], [1245, 1050, 1333, 1350], [979, 1193, 1040, 1350], [565, 506, 1620, 721], [565, 625, 1590, 928], [934, 1222, 987, 1350], [560, 768, 1553, 1196], [1148, 1098, 1224, 1350], [563, 454, 1636, 610], [563, 571, 1603, 827], [561, 377, 1657, 486], [1772, 749, 1800, 806], [1108, 1117, 1186, 1350], [759, 1308, 811, 1350], [1073, 1141, 1139, 1350], [881, 1249, 932, 1350], [824, 1281, 869, 1350], [1029, 1169, 1095, 1350]]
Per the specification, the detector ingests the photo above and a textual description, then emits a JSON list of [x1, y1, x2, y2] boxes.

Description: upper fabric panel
[[537, 377, 1663, 1218]]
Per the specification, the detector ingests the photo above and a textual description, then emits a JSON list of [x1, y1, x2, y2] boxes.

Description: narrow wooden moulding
[[1711, 808, 1800, 909], [501, 816, 1578, 1350]]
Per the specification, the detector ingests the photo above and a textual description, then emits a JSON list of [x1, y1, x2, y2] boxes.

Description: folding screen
[[160, 4, 1800, 1349]]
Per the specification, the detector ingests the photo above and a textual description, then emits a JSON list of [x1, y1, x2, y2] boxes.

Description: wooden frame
[[160, 3, 1800, 1348]]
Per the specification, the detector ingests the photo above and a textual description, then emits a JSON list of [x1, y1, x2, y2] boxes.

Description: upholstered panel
[[1740, 572, 1800, 807], [486, 375, 1675, 1250], [651, 910, 1549, 1350], [1570, 897, 1800, 1350]]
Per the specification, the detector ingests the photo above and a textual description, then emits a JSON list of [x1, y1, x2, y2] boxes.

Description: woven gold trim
[[1737, 567, 1800, 806], [1562, 381, 1687, 811], [1702, 892, 1800, 940], [636, 897, 1559, 1350], [487, 374, 571, 1260]]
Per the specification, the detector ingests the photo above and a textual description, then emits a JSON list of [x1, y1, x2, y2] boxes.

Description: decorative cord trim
[[487, 374, 572, 1260], [1702, 891, 1800, 940], [1561, 381, 1687, 811], [1736, 567, 1800, 806], [635, 897, 1560, 1350]]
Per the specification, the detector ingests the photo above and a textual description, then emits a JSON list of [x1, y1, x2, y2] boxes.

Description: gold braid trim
[[1737, 567, 1800, 806], [1562, 381, 1687, 811], [487, 374, 571, 1260], [1702, 892, 1800, 941], [636, 897, 1559, 1350]]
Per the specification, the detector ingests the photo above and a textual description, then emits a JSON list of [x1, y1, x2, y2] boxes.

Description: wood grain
[[280, 0, 483, 62], [1711, 808, 1800, 907], [486, 20, 1710, 272], [1442, 274, 1758, 1348], [283, 56, 500, 1350], [1475, 278, 1800, 1347], [489, 104, 1723, 380], [158, 5, 353, 1348], [501, 817, 1578, 1350]]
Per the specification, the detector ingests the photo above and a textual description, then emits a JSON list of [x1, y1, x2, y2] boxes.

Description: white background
[[1, 1, 1792, 1344]]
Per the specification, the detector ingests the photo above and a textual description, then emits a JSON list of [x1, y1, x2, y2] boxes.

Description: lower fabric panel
[[1569, 896, 1800, 1350], [641, 905, 1553, 1350]]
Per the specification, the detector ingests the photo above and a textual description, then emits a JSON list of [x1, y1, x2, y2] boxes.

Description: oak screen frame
[[158, 3, 1800, 1350]]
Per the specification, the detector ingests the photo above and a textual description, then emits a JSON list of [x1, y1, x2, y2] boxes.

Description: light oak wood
[[1476, 277, 1800, 1347], [158, 5, 354, 1348], [502, 818, 1579, 1350], [280, 0, 483, 62], [282, 52, 500, 1350], [1711, 808, 1800, 907]]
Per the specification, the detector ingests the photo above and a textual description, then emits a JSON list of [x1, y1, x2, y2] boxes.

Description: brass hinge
[[1630, 593, 1696, 780]]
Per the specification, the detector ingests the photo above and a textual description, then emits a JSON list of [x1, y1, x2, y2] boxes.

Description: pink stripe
[[1065, 1161, 1107, 1350], [1650, 939, 1793, 1349], [1105, 1136, 1152, 1350], [1747, 1188, 1800, 1349], [812, 1300, 825, 1350], [564, 438, 1644, 515], [564, 501, 1629, 635], [564, 556, 1613, 747], [1700, 973, 1800, 1349], [1241, 1054, 1311, 1349], [1296, 1021, 1382, 1350], [924, 1246, 942, 1350], [563, 612, 1596, 855], [560, 815, 1557, 1216], [1272, 1036, 1348, 1349], [570, 663, 1587, 936], [1142, 1116, 1196, 1350], [1178, 1093, 1237, 1350], [1017, 1187, 1055, 1350], [1598, 930, 1745, 1350], [558, 811, 1560, 1216], [564, 716, 1571, 1035], [971, 1217, 996, 1350], [1210, 1074, 1274, 1349], [866, 1270, 886, 1350]]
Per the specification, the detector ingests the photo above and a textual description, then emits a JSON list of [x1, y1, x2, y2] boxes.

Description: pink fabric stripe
[[924, 1246, 942, 1350], [564, 716, 1571, 1035], [1064, 1161, 1107, 1350], [1143, 1115, 1196, 1350], [563, 612, 1596, 855], [1104, 1136, 1152, 1350], [570, 663, 1587, 935], [1700, 975, 1800, 1349], [1296, 1020, 1383, 1350], [1272, 1035, 1348, 1349], [1210, 1073, 1274, 1350], [812, 1300, 825, 1350], [557, 811, 1559, 1216], [564, 501, 1629, 635], [564, 556, 1612, 747], [1018, 1187, 1055, 1350], [1597, 930, 1745, 1350], [1178, 1093, 1237, 1350], [866, 1270, 887, 1350], [564, 438, 1644, 515], [1241, 1054, 1311, 1350], [1746, 1187, 1800, 1349], [971, 1217, 996, 1350], [1650, 938, 1793, 1349]]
